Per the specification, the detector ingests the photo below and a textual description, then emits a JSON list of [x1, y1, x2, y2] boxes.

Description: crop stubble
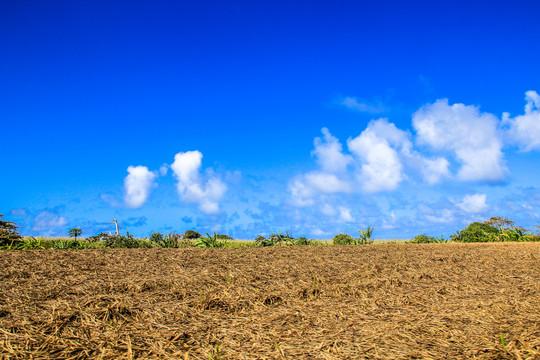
[[0, 243, 539, 359]]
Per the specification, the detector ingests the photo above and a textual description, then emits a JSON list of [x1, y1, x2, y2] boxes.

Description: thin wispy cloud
[[341, 97, 388, 114], [31, 210, 67, 232]]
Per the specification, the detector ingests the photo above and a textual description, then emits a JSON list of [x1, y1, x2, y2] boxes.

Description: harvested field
[[1, 243, 539, 359]]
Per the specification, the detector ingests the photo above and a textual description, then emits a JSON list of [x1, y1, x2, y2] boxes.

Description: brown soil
[[1, 243, 539, 359]]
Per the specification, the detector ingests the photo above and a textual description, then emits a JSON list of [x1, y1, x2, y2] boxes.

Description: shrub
[[86, 232, 110, 243], [269, 231, 294, 245], [216, 234, 233, 240], [184, 230, 202, 239], [451, 222, 499, 243], [294, 237, 313, 246], [333, 234, 354, 245], [0, 213, 22, 247], [158, 232, 191, 248], [149, 232, 164, 244], [255, 235, 274, 246], [195, 232, 226, 248], [407, 234, 440, 244], [495, 227, 539, 242], [52, 239, 82, 250], [16, 236, 45, 250], [103, 232, 152, 248], [357, 226, 374, 244]]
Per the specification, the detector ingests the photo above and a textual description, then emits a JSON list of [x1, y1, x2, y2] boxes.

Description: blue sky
[[2, 0, 540, 238]]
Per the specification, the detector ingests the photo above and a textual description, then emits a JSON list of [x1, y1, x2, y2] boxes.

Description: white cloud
[[312, 128, 353, 173], [289, 178, 316, 207], [347, 119, 406, 192], [412, 99, 507, 182], [171, 151, 227, 214], [457, 193, 488, 213], [321, 204, 337, 217], [341, 97, 387, 113], [10, 209, 26, 216], [32, 211, 67, 232], [503, 90, 540, 151], [289, 128, 353, 206], [419, 157, 451, 185], [124, 165, 157, 208], [304, 173, 351, 193], [159, 163, 169, 176], [338, 207, 355, 222]]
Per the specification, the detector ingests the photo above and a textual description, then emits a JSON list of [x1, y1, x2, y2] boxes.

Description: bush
[[216, 234, 233, 240], [0, 213, 22, 247], [97, 232, 153, 248], [149, 232, 164, 244], [195, 232, 227, 248], [52, 239, 82, 250], [184, 230, 202, 240], [333, 234, 355, 245], [407, 234, 440, 244], [358, 226, 374, 244], [294, 237, 313, 246], [269, 231, 295, 245], [255, 235, 273, 246], [451, 222, 499, 243]]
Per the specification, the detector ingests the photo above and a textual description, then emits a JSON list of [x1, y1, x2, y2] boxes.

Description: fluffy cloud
[[289, 129, 353, 207], [503, 90, 540, 151], [312, 128, 352, 173], [412, 99, 507, 182], [457, 193, 489, 213], [347, 119, 407, 192], [171, 151, 227, 214], [290, 121, 451, 208], [124, 166, 157, 208]]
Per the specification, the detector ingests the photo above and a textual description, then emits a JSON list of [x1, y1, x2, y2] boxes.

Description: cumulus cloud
[[341, 97, 387, 113], [419, 157, 451, 185], [503, 90, 540, 151], [32, 210, 67, 232], [304, 173, 351, 193], [171, 151, 227, 214], [312, 128, 353, 173], [412, 99, 507, 182], [124, 166, 157, 208], [290, 121, 451, 208], [289, 129, 354, 207], [347, 119, 407, 192], [457, 193, 489, 213]]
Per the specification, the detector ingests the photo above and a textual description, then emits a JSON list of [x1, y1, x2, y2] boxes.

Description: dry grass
[[1, 242, 539, 359]]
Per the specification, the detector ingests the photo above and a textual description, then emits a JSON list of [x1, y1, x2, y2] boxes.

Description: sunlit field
[[1, 242, 539, 359]]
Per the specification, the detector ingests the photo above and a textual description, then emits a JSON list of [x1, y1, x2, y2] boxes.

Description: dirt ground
[[1, 243, 539, 359]]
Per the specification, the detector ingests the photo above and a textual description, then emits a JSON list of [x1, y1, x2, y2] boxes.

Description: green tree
[[68, 227, 82, 241], [357, 226, 374, 244], [484, 216, 515, 230], [0, 213, 22, 247]]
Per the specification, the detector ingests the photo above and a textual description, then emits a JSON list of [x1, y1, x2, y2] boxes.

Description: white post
[[113, 218, 119, 236]]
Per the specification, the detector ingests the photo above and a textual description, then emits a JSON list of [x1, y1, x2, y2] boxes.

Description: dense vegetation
[[1, 216, 539, 250], [0, 213, 22, 247]]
